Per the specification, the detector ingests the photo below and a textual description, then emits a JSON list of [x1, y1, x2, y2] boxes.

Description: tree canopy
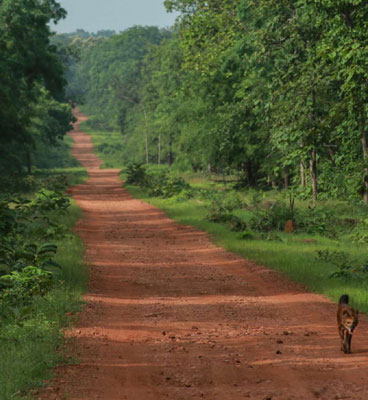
[[63, 0, 368, 203], [0, 0, 73, 175]]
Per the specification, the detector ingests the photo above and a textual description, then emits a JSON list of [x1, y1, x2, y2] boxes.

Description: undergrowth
[[0, 134, 87, 399]]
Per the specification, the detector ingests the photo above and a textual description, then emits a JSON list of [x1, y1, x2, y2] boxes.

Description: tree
[[0, 0, 72, 175]]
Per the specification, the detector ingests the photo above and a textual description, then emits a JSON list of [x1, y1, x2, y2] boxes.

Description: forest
[[63, 0, 368, 204], [2, 0, 368, 399]]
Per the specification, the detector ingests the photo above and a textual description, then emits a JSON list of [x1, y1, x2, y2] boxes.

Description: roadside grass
[[0, 201, 86, 400], [126, 184, 368, 313], [0, 131, 88, 399]]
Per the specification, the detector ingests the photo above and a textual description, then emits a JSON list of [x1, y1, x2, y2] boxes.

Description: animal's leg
[[343, 330, 350, 354], [339, 328, 345, 352], [347, 332, 352, 353]]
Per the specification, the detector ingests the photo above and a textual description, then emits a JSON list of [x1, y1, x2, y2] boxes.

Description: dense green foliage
[[64, 0, 368, 203], [126, 163, 191, 198], [0, 121, 86, 399], [0, 0, 74, 176], [0, 3, 89, 396], [0, 198, 86, 400], [0, 183, 74, 315]]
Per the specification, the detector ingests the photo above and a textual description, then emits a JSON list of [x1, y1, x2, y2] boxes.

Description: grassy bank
[[0, 202, 86, 400], [0, 133, 88, 399]]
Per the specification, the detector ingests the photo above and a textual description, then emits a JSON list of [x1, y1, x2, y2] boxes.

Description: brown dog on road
[[337, 294, 359, 354]]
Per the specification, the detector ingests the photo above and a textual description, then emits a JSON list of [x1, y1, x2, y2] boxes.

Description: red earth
[[40, 111, 368, 399]]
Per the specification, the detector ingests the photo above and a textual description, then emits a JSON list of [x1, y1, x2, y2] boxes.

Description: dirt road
[[41, 112, 368, 399]]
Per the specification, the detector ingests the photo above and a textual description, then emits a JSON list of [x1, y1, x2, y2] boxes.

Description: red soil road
[[41, 111, 368, 400]]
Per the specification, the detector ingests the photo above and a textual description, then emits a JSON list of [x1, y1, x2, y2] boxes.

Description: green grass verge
[[0, 127, 88, 399], [0, 200, 86, 400], [125, 184, 368, 313]]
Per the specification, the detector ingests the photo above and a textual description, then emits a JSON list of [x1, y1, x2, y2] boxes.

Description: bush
[[249, 201, 292, 232], [206, 191, 246, 222], [126, 164, 192, 199], [32, 189, 70, 213], [0, 241, 60, 275], [0, 190, 71, 313], [350, 218, 368, 243], [97, 142, 123, 155], [206, 194, 234, 223], [38, 174, 69, 192], [294, 207, 336, 235], [226, 215, 247, 232], [0, 267, 54, 308], [125, 163, 148, 186], [151, 174, 191, 198]]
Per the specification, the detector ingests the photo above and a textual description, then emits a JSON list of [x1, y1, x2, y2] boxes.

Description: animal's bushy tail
[[339, 294, 349, 305]]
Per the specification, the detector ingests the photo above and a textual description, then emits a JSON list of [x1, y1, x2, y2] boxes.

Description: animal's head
[[342, 309, 359, 334]]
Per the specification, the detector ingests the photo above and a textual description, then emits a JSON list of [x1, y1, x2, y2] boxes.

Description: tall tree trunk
[[310, 87, 318, 205], [158, 133, 161, 165], [362, 127, 368, 204], [310, 149, 317, 205], [143, 108, 149, 164], [283, 167, 289, 190], [300, 160, 306, 187], [26, 151, 32, 175], [246, 160, 254, 186], [168, 133, 173, 166], [145, 134, 149, 164]]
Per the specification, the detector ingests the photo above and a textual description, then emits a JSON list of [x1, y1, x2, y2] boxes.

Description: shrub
[[126, 164, 192, 199], [249, 201, 292, 232], [350, 218, 368, 243], [0, 241, 60, 276], [40, 174, 69, 192], [226, 215, 247, 232], [0, 267, 54, 307], [155, 174, 191, 198], [206, 195, 233, 223], [125, 163, 148, 186], [32, 189, 70, 213], [316, 250, 368, 280], [206, 192, 247, 231], [97, 142, 123, 155], [294, 207, 335, 235]]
